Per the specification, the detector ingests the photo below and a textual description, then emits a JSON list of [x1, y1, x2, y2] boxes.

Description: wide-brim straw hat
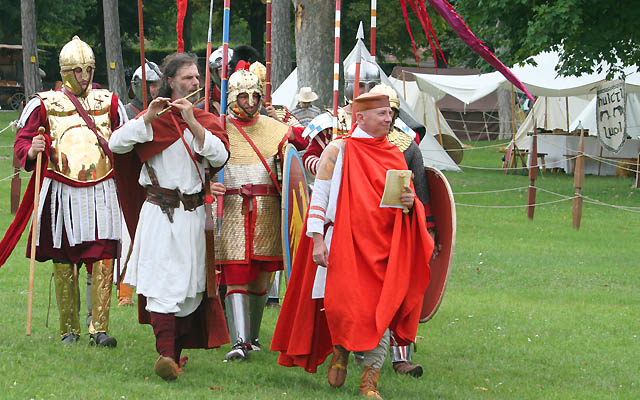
[[296, 87, 319, 103]]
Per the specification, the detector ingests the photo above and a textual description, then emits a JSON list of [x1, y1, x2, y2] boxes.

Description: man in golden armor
[[6, 36, 127, 346], [213, 66, 307, 361]]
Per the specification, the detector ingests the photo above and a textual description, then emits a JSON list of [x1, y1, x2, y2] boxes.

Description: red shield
[[420, 167, 456, 322]]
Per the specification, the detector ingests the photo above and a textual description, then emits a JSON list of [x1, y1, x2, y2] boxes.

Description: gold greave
[[53, 263, 80, 336], [89, 259, 113, 334]]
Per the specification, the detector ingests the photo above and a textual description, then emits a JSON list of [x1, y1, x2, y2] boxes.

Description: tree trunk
[[292, 0, 333, 108], [103, 0, 127, 101], [497, 88, 513, 140], [271, 0, 292, 91], [21, 0, 40, 98]]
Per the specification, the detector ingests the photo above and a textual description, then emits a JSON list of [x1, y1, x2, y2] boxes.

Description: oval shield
[[281, 143, 310, 283], [420, 166, 456, 322]]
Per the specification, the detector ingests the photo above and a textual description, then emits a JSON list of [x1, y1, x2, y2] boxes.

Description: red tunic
[[271, 136, 434, 371]]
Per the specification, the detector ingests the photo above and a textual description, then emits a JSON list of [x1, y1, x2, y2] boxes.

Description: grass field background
[[0, 110, 638, 399]]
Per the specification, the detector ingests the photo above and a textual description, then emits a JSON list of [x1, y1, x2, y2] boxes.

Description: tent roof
[[412, 51, 640, 105]]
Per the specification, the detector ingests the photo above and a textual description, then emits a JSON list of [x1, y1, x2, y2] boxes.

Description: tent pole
[[565, 96, 569, 133], [402, 70, 407, 100]]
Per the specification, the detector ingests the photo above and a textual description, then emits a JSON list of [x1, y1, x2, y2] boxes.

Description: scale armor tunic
[[215, 116, 291, 264]]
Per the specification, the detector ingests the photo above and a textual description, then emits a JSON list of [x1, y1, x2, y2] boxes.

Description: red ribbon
[[176, 0, 188, 52]]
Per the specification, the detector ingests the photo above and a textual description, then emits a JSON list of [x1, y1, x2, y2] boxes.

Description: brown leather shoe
[[154, 356, 179, 381], [392, 361, 423, 377], [327, 345, 350, 388], [360, 366, 383, 399]]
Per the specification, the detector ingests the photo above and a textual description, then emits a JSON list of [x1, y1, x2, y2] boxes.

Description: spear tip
[[356, 21, 364, 40]]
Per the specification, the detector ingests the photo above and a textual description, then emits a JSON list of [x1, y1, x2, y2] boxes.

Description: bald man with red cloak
[[271, 93, 434, 399]]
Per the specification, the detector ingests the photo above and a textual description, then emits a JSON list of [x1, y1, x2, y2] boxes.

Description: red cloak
[[271, 136, 433, 371]]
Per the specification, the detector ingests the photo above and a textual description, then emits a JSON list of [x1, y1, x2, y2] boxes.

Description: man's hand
[[211, 182, 226, 197], [312, 233, 329, 267], [169, 97, 196, 124], [27, 127, 46, 160], [400, 184, 415, 209], [143, 97, 171, 125], [266, 105, 279, 121]]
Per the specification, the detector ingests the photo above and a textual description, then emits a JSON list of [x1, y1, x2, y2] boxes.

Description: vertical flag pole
[[217, 0, 231, 233], [332, 0, 342, 138], [137, 0, 148, 109], [265, 0, 273, 106], [370, 0, 377, 59], [205, 0, 214, 113]]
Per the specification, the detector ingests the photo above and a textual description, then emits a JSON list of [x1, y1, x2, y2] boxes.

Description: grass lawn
[[0, 110, 638, 399]]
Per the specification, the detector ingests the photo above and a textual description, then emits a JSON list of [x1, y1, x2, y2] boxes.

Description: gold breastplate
[[40, 89, 114, 183]]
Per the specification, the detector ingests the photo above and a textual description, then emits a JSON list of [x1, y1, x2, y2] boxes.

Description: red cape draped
[[271, 136, 433, 371]]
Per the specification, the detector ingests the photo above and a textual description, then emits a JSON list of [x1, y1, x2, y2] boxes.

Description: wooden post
[[402, 70, 407, 100], [527, 121, 539, 220], [565, 96, 570, 133], [635, 154, 639, 188], [597, 146, 603, 176], [572, 129, 585, 229]]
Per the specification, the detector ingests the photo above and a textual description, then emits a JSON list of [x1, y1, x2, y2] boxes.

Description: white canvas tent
[[387, 76, 460, 142], [412, 51, 640, 105]]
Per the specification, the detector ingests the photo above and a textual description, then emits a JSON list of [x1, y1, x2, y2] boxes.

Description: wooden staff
[[204, 0, 215, 113], [27, 127, 44, 336], [137, 0, 148, 109], [332, 0, 342, 137], [572, 128, 585, 229], [370, 0, 377, 58], [265, 0, 272, 106]]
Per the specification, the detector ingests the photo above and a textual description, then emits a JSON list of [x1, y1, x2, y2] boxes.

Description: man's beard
[[174, 84, 200, 103]]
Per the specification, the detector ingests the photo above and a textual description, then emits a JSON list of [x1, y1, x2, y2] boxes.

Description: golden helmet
[[370, 83, 400, 111], [249, 61, 267, 93], [59, 36, 95, 96], [228, 69, 262, 107]]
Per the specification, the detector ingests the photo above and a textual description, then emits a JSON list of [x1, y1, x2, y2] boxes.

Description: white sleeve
[[109, 118, 153, 154], [17, 98, 42, 128], [306, 177, 330, 236], [192, 129, 229, 168]]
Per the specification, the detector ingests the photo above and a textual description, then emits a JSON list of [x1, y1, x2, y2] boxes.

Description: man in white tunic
[[110, 52, 230, 381]]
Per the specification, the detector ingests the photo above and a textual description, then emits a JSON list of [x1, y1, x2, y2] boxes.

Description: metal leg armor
[[390, 344, 412, 363], [390, 342, 423, 378], [265, 271, 280, 307], [224, 292, 251, 360], [249, 291, 269, 351], [53, 262, 80, 341], [88, 259, 117, 347]]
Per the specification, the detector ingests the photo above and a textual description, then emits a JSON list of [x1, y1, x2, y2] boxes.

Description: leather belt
[[146, 186, 205, 223], [225, 184, 279, 214]]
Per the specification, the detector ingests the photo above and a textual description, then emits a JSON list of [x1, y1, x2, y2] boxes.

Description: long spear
[[217, 0, 231, 233], [137, 0, 148, 108], [370, 0, 377, 59], [264, 0, 272, 106], [204, 0, 214, 113], [332, 0, 342, 137], [351, 23, 363, 129]]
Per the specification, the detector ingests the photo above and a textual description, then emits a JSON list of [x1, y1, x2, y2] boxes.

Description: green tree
[[446, 0, 640, 77]]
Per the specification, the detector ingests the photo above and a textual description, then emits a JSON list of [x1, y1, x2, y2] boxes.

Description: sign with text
[[596, 80, 626, 152]]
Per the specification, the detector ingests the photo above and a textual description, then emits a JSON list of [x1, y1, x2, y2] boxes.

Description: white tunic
[[109, 117, 228, 316], [306, 126, 373, 298]]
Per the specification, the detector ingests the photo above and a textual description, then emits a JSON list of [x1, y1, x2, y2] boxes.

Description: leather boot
[[327, 345, 350, 388], [390, 344, 423, 377], [360, 366, 383, 399], [154, 356, 179, 381], [224, 291, 251, 360], [88, 259, 117, 347], [53, 262, 81, 341]]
